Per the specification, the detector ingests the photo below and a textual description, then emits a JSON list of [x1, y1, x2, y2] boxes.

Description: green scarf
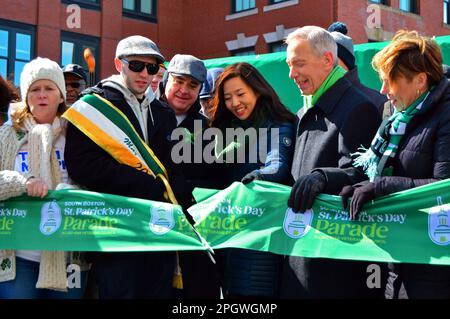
[[303, 65, 346, 111], [353, 90, 431, 181]]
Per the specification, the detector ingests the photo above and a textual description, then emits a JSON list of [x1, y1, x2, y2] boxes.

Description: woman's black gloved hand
[[287, 171, 326, 213], [241, 170, 263, 184], [339, 182, 375, 220]]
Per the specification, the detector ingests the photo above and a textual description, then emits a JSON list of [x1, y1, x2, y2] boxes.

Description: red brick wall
[[1, 0, 448, 79], [1, 0, 38, 24], [178, 0, 334, 59], [337, 0, 450, 44]]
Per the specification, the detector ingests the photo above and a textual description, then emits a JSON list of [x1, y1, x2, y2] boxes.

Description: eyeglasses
[[65, 82, 83, 89], [121, 58, 159, 75]]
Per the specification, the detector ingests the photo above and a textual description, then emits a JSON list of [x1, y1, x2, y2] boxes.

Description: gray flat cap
[[167, 54, 207, 84], [115, 35, 164, 64]]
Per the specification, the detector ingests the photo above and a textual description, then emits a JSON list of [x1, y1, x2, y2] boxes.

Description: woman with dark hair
[[340, 30, 450, 299], [0, 75, 19, 125], [210, 62, 296, 298], [211, 62, 296, 186]]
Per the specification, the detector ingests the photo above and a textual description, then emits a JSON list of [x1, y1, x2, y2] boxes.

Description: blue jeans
[[0, 257, 88, 299]]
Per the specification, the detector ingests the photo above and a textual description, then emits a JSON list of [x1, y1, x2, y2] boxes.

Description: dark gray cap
[[330, 31, 354, 56], [62, 64, 87, 82], [200, 67, 224, 99], [115, 35, 164, 64], [330, 31, 355, 70], [167, 54, 207, 84]]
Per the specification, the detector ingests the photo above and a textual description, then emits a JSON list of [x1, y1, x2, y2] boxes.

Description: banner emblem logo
[[429, 196, 450, 246], [283, 208, 313, 239], [39, 201, 62, 235], [149, 203, 175, 235]]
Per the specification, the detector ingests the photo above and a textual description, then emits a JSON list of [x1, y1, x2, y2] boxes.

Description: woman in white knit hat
[[0, 57, 87, 298]]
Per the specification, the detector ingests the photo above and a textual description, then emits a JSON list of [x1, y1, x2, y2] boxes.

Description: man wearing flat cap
[[159, 54, 221, 298], [64, 35, 178, 298]]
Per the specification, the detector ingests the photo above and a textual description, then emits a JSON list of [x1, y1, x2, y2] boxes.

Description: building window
[[445, 0, 450, 24], [370, 0, 389, 4], [231, 47, 255, 56], [269, 41, 286, 53], [61, 31, 99, 84], [61, 0, 101, 10], [232, 0, 256, 13], [123, 0, 157, 22], [399, 0, 418, 14], [0, 19, 35, 87]]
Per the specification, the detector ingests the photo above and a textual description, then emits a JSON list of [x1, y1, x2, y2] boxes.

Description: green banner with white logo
[[0, 189, 206, 252], [2, 180, 450, 265], [189, 180, 450, 265]]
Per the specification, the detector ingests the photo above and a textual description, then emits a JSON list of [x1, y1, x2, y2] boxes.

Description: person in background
[[210, 62, 296, 298], [328, 22, 387, 115], [62, 64, 87, 106], [0, 57, 87, 299], [0, 75, 19, 125], [444, 64, 450, 78], [339, 30, 450, 299], [199, 67, 224, 120], [151, 63, 166, 94], [282, 26, 383, 299]]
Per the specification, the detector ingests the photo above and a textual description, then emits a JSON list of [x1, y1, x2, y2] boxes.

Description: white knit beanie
[[20, 57, 66, 102]]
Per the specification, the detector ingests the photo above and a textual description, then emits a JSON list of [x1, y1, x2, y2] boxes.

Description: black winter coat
[[159, 92, 216, 209], [64, 83, 177, 201], [374, 78, 450, 299], [345, 67, 387, 116], [282, 76, 383, 299], [291, 76, 381, 193]]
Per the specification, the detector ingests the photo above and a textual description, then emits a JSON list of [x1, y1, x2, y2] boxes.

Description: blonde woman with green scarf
[[339, 30, 450, 299]]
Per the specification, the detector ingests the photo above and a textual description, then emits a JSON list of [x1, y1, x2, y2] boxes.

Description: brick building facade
[[1, 0, 449, 84]]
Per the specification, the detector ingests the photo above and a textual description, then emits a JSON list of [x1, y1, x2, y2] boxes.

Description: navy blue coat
[[282, 76, 383, 299], [374, 78, 450, 299]]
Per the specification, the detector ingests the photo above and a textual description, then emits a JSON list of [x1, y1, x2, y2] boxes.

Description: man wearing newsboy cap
[[158, 54, 222, 298], [64, 35, 179, 298]]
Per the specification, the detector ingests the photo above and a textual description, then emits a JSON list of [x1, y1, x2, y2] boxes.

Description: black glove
[[339, 185, 356, 210], [288, 171, 326, 213], [241, 170, 263, 184], [348, 182, 375, 220]]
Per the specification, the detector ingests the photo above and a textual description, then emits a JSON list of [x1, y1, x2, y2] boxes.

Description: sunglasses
[[65, 82, 83, 89], [121, 58, 159, 75]]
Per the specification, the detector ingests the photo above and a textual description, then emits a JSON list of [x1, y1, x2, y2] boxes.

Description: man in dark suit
[[281, 26, 383, 298]]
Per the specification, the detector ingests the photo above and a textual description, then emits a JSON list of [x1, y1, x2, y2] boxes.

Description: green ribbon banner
[[0, 189, 205, 252], [1, 180, 450, 265], [188, 180, 450, 266]]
